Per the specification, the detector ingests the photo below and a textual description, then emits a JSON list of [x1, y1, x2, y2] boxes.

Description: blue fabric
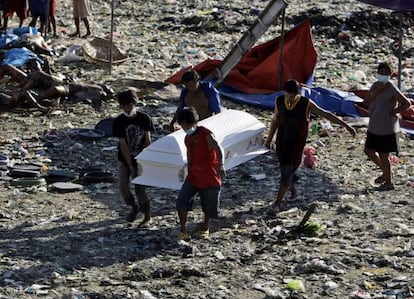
[[1, 47, 42, 67], [219, 84, 283, 110], [0, 33, 18, 48], [303, 87, 363, 117], [12, 27, 38, 36], [178, 81, 221, 113], [219, 85, 364, 117]]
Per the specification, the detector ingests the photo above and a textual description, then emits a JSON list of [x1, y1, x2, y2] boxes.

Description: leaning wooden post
[[109, 0, 115, 75], [277, 7, 286, 90]]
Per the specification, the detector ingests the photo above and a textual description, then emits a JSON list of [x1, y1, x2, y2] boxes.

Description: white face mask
[[377, 74, 389, 83], [185, 127, 197, 135], [122, 107, 137, 117]]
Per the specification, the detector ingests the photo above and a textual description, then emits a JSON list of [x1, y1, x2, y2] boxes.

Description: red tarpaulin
[[166, 20, 317, 94]]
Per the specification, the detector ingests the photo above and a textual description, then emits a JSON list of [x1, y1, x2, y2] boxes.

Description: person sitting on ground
[[264, 79, 356, 214], [175, 106, 225, 241], [168, 69, 221, 131]]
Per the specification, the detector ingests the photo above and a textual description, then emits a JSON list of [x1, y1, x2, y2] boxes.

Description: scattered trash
[[286, 279, 306, 292], [303, 153, 317, 169], [389, 155, 400, 164], [250, 173, 266, 180], [303, 221, 326, 234]]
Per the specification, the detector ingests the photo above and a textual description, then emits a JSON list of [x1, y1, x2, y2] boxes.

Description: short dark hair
[[181, 70, 200, 83], [117, 88, 137, 105], [377, 62, 392, 74], [177, 107, 199, 125], [284, 79, 300, 94]]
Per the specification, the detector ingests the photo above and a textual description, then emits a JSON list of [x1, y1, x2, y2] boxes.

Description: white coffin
[[132, 109, 269, 190]]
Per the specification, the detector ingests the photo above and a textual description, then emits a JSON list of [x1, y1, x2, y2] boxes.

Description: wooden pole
[[109, 0, 115, 75], [397, 12, 403, 89], [277, 7, 286, 90]]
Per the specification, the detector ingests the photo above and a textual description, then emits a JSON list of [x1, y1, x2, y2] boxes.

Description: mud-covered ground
[[0, 0, 413, 298]]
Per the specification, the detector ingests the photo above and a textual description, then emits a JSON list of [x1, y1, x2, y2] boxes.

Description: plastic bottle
[[311, 122, 318, 135]]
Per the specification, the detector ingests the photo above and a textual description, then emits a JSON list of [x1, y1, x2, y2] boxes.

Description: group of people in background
[[0, 0, 92, 38], [113, 63, 410, 240]]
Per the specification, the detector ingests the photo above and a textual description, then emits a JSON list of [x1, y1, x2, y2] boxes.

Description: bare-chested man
[[168, 69, 221, 131]]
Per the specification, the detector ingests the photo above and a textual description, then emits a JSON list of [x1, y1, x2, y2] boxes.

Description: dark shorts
[[365, 131, 400, 155], [176, 181, 220, 219]]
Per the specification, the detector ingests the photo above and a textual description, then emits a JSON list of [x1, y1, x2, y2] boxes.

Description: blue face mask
[[185, 127, 197, 135], [377, 74, 389, 83]]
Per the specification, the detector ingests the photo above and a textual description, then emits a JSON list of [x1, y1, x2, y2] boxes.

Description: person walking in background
[[175, 107, 225, 241], [169, 69, 221, 131], [112, 88, 154, 227], [69, 0, 92, 38], [2, 0, 28, 29], [363, 62, 410, 191], [47, 0, 57, 36], [264, 79, 356, 214]]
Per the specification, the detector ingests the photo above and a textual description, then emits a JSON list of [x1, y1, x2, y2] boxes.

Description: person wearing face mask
[[168, 69, 221, 132], [175, 107, 225, 241], [264, 79, 357, 214], [363, 62, 411, 191], [112, 88, 154, 226]]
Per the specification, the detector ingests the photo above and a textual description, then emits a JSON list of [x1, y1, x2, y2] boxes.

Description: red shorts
[[49, 0, 56, 16], [3, 0, 28, 19]]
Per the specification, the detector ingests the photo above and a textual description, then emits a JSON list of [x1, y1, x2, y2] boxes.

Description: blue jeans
[[176, 181, 220, 219], [117, 161, 148, 206]]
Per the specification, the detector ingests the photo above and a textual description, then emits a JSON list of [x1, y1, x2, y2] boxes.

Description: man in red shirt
[[176, 107, 225, 241]]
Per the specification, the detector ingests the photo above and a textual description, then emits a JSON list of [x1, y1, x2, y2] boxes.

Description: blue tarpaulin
[[1, 47, 42, 67], [219, 85, 363, 117]]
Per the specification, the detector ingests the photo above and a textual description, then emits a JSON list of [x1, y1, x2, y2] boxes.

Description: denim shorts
[[176, 181, 220, 219]]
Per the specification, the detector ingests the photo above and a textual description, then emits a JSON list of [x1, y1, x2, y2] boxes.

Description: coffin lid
[[136, 109, 266, 166]]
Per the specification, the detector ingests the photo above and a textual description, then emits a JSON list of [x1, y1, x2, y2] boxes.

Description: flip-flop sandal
[[178, 232, 191, 242], [375, 183, 395, 191], [197, 229, 210, 239], [374, 175, 385, 184], [266, 205, 280, 217]]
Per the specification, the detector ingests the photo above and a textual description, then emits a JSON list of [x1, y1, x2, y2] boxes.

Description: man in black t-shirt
[[112, 88, 154, 226]]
